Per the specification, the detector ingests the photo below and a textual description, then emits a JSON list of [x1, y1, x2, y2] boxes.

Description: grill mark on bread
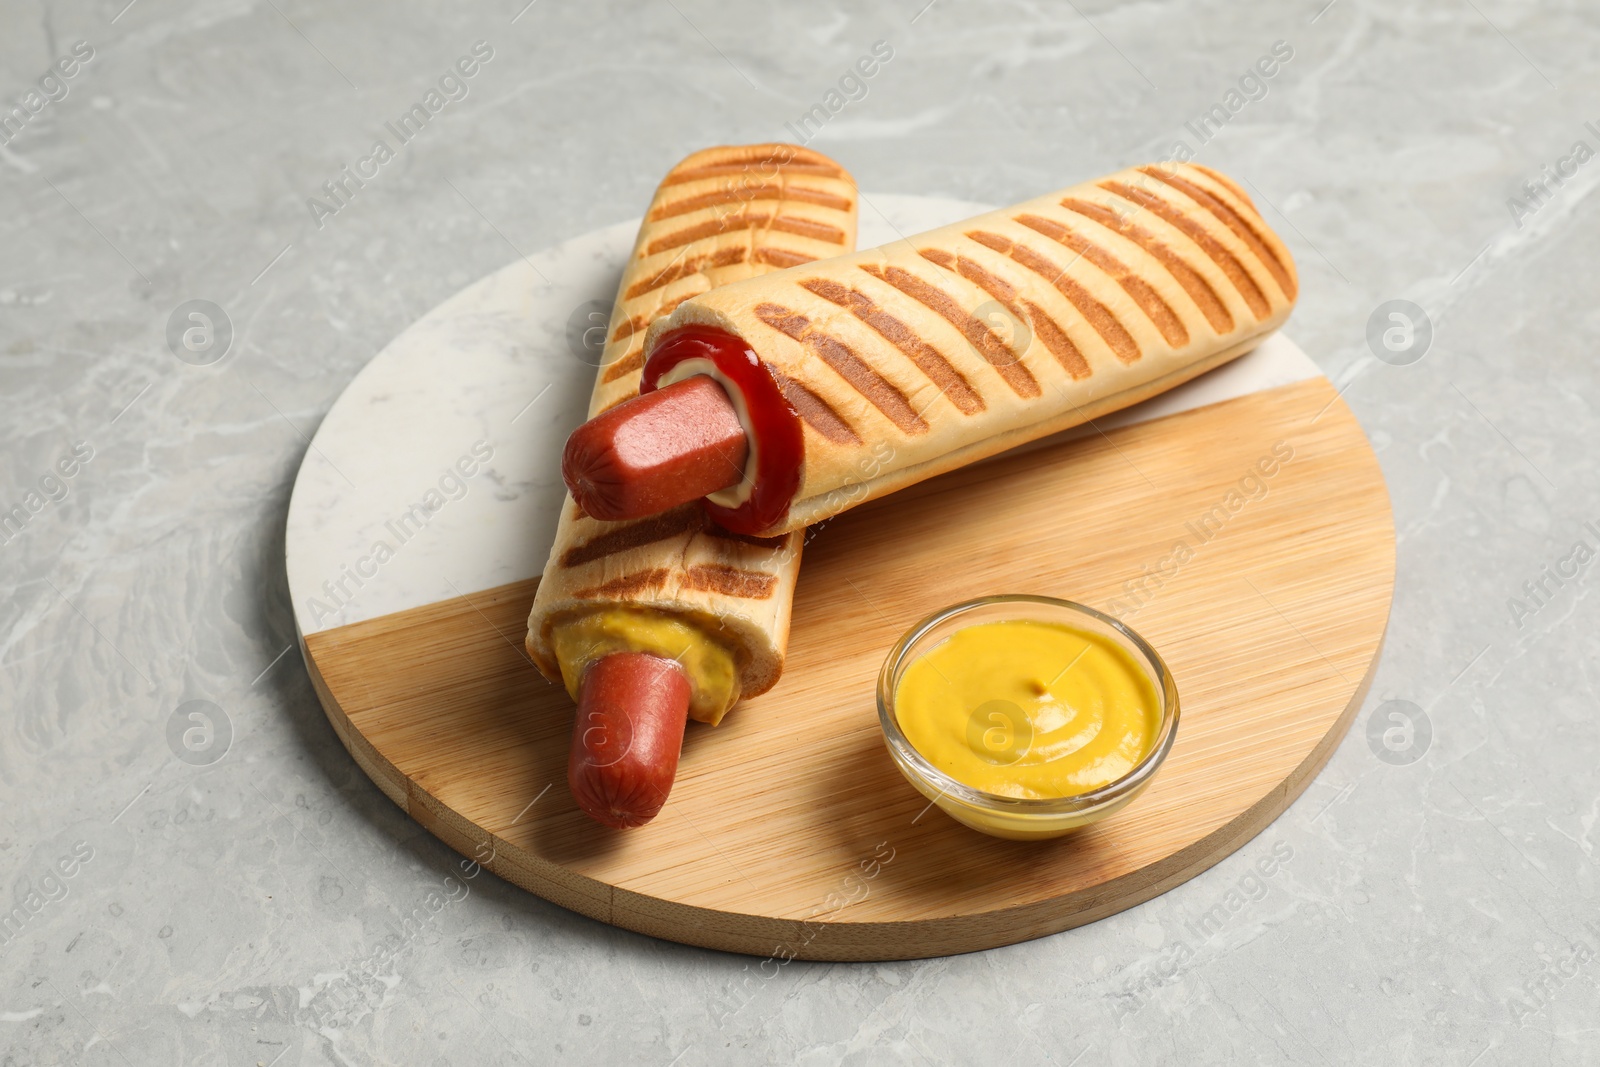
[[858, 264, 1040, 399], [647, 212, 771, 255], [754, 247, 817, 268], [767, 366, 860, 444], [755, 303, 927, 434], [683, 563, 777, 599], [1020, 299, 1092, 379], [625, 246, 747, 299], [574, 568, 670, 599], [798, 277, 984, 415], [963, 230, 1141, 365], [610, 315, 647, 345], [1136, 166, 1296, 301], [1060, 197, 1233, 333], [770, 216, 849, 244], [1010, 214, 1189, 347], [702, 526, 793, 551], [560, 508, 703, 568], [600, 347, 646, 384], [608, 291, 698, 346], [648, 213, 847, 255], [786, 187, 854, 211], [919, 247, 1092, 381], [650, 184, 853, 220], [1190, 164, 1253, 209], [1100, 180, 1270, 320]]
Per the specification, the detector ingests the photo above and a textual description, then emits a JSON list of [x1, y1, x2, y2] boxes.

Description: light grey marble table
[[2, 2, 1596, 1064]]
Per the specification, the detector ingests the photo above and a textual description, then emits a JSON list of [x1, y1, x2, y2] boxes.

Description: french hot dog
[[562, 161, 1298, 535], [525, 144, 859, 828]]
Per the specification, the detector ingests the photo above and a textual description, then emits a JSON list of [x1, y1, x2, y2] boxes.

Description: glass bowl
[[877, 595, 1179, 840]]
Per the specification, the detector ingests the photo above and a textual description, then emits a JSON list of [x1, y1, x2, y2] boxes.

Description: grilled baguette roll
[[643, 161, 1297, 534], [526, 144, 858, 724]]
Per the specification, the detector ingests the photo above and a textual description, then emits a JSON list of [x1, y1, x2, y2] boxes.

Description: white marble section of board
[[286, 194, 1321, 637]]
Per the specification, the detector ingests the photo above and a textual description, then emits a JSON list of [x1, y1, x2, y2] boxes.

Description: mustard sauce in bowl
[[878, 596, 1178, 840], [894, 619, 1161, 800]]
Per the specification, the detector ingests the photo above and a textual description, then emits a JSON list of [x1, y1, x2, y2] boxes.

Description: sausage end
[[567, 652, 693, 829]]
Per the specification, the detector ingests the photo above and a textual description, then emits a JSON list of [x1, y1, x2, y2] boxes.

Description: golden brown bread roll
[[526, 144, 858, 723], [645, 161, 1297, 534]]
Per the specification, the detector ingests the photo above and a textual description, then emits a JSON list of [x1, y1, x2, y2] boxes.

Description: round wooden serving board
[[288, 196, 1394, 961]]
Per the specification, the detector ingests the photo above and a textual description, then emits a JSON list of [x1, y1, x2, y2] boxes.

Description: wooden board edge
[[300, 604, 1390, 961], [299, 631, 621, 925]]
